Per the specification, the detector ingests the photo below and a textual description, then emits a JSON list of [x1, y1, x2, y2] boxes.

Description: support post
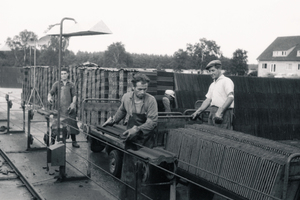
[[170, 178, 177, 200], [6, 94, 10, 134]]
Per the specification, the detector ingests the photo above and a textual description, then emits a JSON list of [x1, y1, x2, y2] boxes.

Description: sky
[[1, 0, 300, 64]]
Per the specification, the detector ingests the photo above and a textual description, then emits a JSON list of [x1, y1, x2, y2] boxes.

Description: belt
[[211, 105, 233, 110]]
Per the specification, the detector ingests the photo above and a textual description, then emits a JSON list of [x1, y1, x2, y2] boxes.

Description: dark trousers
[[208, 106, 234, 130]]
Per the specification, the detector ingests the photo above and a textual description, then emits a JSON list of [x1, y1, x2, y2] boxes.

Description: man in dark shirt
[[48, 68, 80, 148], [103, 73, 158, 199]]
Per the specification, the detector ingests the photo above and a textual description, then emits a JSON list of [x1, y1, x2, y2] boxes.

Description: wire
[[0, 97, 153, 199], [1, 93, 278, 200]]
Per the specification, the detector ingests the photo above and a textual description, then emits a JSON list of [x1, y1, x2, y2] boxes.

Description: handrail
[[283, 153, 300, 199]]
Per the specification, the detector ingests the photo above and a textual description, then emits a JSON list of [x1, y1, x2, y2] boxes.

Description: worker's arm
[[48, 82, 58, 104], [68, 83, 77, 111], [68, 95, 77, 111], [121, 96, 158, 140], [215, 93, 234, 118], [162, 97, 171, 112], [48, 93, 53, 104], [191, 98, 211, 119]]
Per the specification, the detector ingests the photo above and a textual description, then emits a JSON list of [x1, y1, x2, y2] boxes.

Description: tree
[[103, 42, 132, 68], [6, 30, 37, 67], [172, 49, 188, 72], [197, 38, 221, 72], [172, 38, 222, 72], [229, 49, 248, 76], [38, 36, 71, 67], [219, 56, 231, 72]]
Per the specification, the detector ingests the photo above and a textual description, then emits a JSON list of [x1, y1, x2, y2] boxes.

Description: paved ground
[[0, 88, 191, 200], [3, 88, 300, 200], [0, 88, 118, 200]]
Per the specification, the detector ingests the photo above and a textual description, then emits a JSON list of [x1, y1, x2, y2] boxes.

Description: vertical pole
[[57, 18, 63, 180], [34, 43, 36, 66], [170, 179, 177, 200], [6, 95, 10, 134], [57, 17, 76, 181], [33, 66, 36, 110], [46, 116, 50, 146], [87, 135, 91, 178], [29, 47, 31, 66], [134, 161, 142, 200], [22, 101, 25, 132], [27, 109, 32, 150]]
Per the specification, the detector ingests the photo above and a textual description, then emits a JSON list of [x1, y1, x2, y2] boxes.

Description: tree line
[[0, 29, 250, 76]]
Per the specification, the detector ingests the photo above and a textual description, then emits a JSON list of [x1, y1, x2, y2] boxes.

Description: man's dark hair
[[61, 67, 69, 73], [131, 73, 150, 87]]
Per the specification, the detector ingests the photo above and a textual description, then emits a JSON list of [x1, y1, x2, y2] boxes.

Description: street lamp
[[57, 18, 77, 146], [44, 17, 112, 181], [57, 17, 76, 181]]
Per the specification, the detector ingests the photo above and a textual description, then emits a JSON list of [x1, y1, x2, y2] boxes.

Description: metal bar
[[57, 17, 76, 181], [283, 153, 300, 200], [170, 179, 177, 200], [135, 161, 140, 200], [6, 95, 10, 134], [27, 109, 32, 149], [0, 149, 44, 200], [22, 101, 25, 132]]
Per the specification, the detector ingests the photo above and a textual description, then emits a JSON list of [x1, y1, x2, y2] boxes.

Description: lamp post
[[57, 17, 76, 181], [44, 18, 111, 182], [57, 17, 77, 144]]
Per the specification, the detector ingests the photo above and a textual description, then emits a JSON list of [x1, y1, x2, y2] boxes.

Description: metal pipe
[[57, 17, 76, 181], [57, 17, 76, 144]]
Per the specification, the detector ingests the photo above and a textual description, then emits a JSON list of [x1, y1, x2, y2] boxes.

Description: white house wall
[[258, 61, 300, 77]]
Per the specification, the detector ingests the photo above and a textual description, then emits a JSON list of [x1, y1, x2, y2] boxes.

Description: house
[[247, 64, 258, 75], [257, 36, 300, 78]]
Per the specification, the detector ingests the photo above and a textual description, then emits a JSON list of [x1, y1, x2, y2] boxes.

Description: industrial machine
[[82, 98, 300, 200]]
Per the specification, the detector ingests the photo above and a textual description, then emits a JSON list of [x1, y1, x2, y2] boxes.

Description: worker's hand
[[213, 108, 224, 124], [191, 110, 201, 120], [102, 117, 115, 127], [121, 126, 140, 141], [68, 103, 76, 114], [48, 96, 53, 104], [215, 108, 224, 119]]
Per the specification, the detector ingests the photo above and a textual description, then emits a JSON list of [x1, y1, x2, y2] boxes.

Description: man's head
[[131, 73, 150, 99], [61, 67, 69, 81], [165, 90, 175, 99], [206, 60, 222, 80]]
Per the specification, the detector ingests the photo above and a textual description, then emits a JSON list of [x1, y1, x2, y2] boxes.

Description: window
[[298, 64, 300, 70], [286, 64, 292, 70], [271, 64, 276, 72], [262, 63, 267, 69], [297, 51, 300, 57]]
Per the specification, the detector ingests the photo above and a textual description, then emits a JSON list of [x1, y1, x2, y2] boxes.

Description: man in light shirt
[[162, 89, 175, 112], [191, 60, 234, 129]]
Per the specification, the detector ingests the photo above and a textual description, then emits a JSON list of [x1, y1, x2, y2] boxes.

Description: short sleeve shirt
[[206, 75, 234, 108]]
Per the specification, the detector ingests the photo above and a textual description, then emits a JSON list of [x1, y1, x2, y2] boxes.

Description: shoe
[[72, 142, 80, 148], [0, 126, 7, 132]]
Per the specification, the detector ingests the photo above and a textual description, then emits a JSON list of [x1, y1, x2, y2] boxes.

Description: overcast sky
[[1, 0, 300, 64]]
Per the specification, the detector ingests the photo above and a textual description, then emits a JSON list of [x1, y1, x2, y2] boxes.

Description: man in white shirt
[[191, 60, 234, 129], [162, 90, 175, 112]]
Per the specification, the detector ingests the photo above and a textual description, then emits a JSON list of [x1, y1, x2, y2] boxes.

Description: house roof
[[248, 64, 258, 70], [257, 36, 300, 61]]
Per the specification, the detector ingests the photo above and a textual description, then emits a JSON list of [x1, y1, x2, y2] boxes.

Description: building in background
[[257, 36, 300, 78]]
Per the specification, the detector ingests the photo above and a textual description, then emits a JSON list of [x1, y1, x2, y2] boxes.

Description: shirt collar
[[214, 74, 225, 83], [60, 80, 70, 84], [130, 91, 145, 103]]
